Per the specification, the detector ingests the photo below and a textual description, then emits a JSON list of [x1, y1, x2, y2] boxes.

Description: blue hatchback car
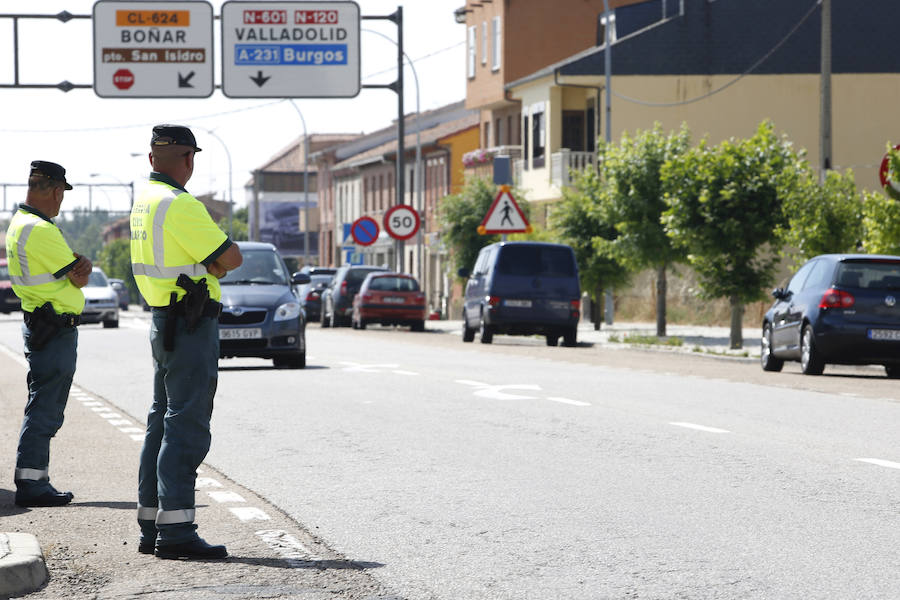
[[761, 254, 900, 377], [218, 242, 310, 368]]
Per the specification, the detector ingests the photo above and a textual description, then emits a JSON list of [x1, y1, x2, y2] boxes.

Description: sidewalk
[[428, 319, 762, 359], [0, 345, 393, 600]]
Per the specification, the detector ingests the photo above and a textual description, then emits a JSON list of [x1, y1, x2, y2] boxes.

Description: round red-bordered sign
[[350, 216, 379, 246], [113, 69, 134, 90], [383, 205, 420, 241], [879, 144, 900, 200]]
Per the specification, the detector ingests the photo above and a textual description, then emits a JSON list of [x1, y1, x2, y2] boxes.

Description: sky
[[0, 0, 467, 217]]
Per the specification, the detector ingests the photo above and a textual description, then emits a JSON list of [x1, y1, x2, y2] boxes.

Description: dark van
[[460, 242, 581, 346]]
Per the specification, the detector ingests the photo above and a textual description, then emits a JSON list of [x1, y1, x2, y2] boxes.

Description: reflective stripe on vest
[[156, 508, 195, 525], [137, 504, 158, 521], [131, 195, 206, 280], [15, 467, 49, 481], [10, 220, 56, 286]]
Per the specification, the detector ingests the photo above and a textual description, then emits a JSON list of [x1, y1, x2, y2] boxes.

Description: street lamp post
[[363, 27, 423, 282], [200, 128, 234, 238], [287, 100, 311, 266]]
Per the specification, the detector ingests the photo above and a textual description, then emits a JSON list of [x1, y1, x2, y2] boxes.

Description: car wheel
[[562, 327, 577, 347], [411, 320, 424, 332], [800, 324, 825, 375], [479, 320, 493, 344], [885, 365, 900, 379], [462, 313, 475, 342], [103, 319, 119, 329], [321, 306, 330, 328], [358, 318, 367, 330], [760, 323, 784, 372], [273, 352, 306, 369], [545, 335, 559, 346]]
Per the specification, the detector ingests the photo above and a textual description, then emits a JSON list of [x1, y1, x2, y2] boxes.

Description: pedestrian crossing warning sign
[[478, 185, 531, 234]]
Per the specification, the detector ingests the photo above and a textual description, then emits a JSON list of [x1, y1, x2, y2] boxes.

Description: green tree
[[777, 167, 863, 265], [550, 167, 630, 330], [97, 238, 137, 302], [218, 205, 249, 241], [593, 123, 691, 336], [437, 177, 529, 276], [662, 121, 803, 349], [862, 190, 900, 255]]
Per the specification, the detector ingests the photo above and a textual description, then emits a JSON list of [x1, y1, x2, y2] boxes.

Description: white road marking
[[83, 402, 103, 407], [0, 344, 27, 367], [256, 529, 319, 562], [208, 490, 246, 503], [392, 370, 419, 376], [455, 380, 542, 400], [129, 434, 144, 441], [119, 427, 144, 434], [340, 361, 400, 373], [195, 477, 223, 488], [670, 422, 731, 434], [855, 458, 900, 470], [230, 507, 270, 522], [98, 412, 122, 419], [547, 396, 591, 407], [90, 406, 109, 411], [108, 419, 132, 426]]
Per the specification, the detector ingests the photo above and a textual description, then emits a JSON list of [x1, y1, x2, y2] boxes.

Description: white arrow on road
[[455, 379, 542, 400]]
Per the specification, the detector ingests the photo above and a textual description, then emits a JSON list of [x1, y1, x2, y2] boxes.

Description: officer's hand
[[71, 253, 93, 277], [206, 263, 227, 279]]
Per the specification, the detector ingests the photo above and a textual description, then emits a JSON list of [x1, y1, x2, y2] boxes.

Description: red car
[[352, 272, 426, 332]]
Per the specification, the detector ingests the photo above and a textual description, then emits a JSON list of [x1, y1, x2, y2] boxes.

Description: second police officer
[[130, 125, 242, 560]]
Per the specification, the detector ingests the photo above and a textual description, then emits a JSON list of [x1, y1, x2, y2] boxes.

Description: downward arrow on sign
[[178, 71, 195, 88], [250, 71, 271, 87]]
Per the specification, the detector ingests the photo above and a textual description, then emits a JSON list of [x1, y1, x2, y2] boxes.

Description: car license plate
[[868, 328, 900, 341], [505, 299, 532, 308], [219, 328, 262, 340], [384, 296, 405, 304]]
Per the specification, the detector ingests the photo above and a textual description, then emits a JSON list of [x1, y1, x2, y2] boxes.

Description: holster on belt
[[24, 302, 61, 351], [162, 275, 218, 352]]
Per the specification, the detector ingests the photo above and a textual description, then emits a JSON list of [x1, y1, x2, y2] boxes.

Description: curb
[[0, 532, 48, 599]]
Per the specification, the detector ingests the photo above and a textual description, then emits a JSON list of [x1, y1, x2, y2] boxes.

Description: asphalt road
[[1, 310, 899, 599]]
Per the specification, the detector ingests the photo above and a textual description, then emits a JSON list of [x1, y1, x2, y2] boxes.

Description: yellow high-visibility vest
[[130, 174, 229, 307], [5, 205, 85, 314]]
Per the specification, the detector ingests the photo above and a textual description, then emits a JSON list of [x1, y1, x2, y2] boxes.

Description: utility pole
[[603, 0, 614, 325], [819, 0, 832, 183]]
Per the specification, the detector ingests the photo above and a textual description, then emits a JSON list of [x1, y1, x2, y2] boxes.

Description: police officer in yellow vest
[[6, 161, 92, 507], [131, 125, 242, 560]]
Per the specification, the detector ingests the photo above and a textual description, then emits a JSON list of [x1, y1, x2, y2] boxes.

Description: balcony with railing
[[550, 149, 597, 188], [462, 145, 523, 181]]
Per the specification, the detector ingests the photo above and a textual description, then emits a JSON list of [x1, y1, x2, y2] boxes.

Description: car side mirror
[[457, 267, 470, 279], [291, 272, 311, 285], [772, 287, 788, 300]]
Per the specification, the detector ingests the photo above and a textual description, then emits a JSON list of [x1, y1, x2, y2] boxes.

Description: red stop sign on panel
[[113, 69, 134, 90]]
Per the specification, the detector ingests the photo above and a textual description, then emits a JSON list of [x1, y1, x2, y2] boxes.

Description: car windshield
[[310, 274, 333, 287], [496, 246, 576, 277], [347, 268, 385, 285], [368, 276, 419, 292], [221, 249, 288, 285], [836, 260, 900, 289], [87, 271, 109, 287]]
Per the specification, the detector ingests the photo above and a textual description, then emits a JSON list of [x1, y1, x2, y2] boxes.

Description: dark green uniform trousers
[[138, 312, 218, 546]]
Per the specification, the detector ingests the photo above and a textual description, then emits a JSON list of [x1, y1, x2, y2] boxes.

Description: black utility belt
[[152, 300, 222, 319], [24, 309, 80, 328]]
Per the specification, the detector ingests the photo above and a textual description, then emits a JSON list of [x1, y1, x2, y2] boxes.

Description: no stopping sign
[[383, 205, 420, 240]]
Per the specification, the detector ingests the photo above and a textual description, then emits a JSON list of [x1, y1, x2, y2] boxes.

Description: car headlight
[[274, 301, 301, 321]]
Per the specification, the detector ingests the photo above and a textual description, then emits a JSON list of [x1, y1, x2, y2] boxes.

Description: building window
[[491, 17, 501, 71], [494, 118, 501, 148], [522, 110, 529, 170], [506, 116, 513, 146], [531, 106, 545, 169], [562, 110, 585, 152], [481, 21, 488, 65], [467, 26, 476, 78], [484, 122, 490, 149]]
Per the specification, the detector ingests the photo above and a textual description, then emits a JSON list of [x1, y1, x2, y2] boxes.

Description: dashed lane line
[[670, 421, 731, 434], [855, 458, 900, 470]]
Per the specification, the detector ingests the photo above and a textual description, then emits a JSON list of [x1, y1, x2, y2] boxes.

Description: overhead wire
[[610, 0, 822, 107]]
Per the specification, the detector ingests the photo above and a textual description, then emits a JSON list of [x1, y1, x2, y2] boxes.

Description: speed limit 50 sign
[[383, 205, 420, 240]]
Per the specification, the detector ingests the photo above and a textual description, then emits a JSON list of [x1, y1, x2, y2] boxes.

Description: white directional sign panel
[[221, 1, 361, 98], [93, 1, 214, 98]]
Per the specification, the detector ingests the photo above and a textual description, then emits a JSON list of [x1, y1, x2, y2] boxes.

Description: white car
[[82, 267, 120, 328]]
